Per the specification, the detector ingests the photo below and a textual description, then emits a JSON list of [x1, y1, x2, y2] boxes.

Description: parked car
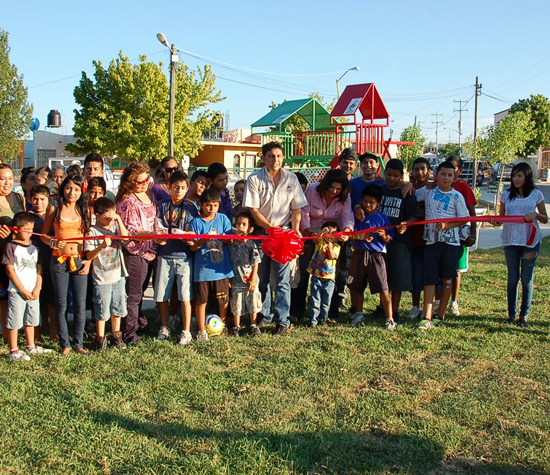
[[493, 162, 513, 182]]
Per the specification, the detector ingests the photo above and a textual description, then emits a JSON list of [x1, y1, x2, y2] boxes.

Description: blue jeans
[[258, 253, 291, 328], [504, 244, 539, 320], [50, 256, 88, 350], [308, 276, 335, 325]]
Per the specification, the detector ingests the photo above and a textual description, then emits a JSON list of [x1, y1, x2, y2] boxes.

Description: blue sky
[[2, 0, 549, 145]]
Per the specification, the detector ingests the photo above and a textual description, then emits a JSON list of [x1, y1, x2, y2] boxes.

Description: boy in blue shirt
[[348, 185, 396, 331], [189, 188, 234, 341], [154, 171, 198, 345]]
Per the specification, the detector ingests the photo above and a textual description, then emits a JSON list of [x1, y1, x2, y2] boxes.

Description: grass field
[[1, 239, 549, 474]]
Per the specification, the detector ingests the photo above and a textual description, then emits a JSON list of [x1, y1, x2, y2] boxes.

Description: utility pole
[[453, 99, 468, 149], [432, 112, 443, 158], [472, 76, 482, 193]]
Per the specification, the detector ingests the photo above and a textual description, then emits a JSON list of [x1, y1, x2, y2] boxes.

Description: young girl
[[499, 162, 548, 327], [42, 175, 91, 354], [116, 162, 158, 345]]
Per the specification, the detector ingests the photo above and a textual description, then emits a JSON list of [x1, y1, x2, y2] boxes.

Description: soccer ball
[[205, 314, 224, 337]]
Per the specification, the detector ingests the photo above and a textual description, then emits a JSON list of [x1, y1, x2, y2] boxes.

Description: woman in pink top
[[290, 169, 353, 320], [116, 162, 159, 344]]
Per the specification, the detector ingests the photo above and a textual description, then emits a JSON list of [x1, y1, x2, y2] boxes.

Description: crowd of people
[[0, 143, 546, 360]]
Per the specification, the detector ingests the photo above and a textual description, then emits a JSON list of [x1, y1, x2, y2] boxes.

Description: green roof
[[251, 98, 335, 131]]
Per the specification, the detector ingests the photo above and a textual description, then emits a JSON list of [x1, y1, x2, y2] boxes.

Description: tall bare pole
[[168, 44, 178, 157], [432, 112, 443, 158], [454, 99, 468, 148], [472, 76, 482, 192]]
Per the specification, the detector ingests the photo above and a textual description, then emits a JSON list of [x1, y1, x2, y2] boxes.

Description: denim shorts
[[7, 291, 40, 329], [92, 278, 127, 322], [154, 256, 193, 302]]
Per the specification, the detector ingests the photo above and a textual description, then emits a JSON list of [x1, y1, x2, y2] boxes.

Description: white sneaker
[[450, 300, 461, 316], [407, 306, 422, 319], [9, 349, 31, 361], [418, 319, 435, 330], [27, 346, 54, 355], [178, 331, 192, 346], [157, 326, 170, 340], [385, 319, 397, 331], [351, 312, 365, 326], [167, 314, 180, 331], [433, 300, 440, 313], [196, 330, 209, 341]]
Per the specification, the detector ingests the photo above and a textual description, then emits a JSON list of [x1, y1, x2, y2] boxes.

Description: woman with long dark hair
[[499, 162, 548, 327], [151, 156, 179, 204], [41, 175, 91, 354]]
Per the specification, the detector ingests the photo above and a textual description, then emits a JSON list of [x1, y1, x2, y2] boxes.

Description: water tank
[[47, 110, 62, 128]]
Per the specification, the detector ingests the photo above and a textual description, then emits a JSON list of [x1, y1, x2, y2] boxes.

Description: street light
[[157, 33, 178, 157], [336, 66, 360, 98]]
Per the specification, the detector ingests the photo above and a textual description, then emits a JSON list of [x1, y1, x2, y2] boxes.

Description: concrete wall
[[193, 141, 262, 169]]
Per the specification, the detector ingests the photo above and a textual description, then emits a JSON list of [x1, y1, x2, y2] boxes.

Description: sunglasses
[[134, 178, 149, 186], [164, 166, 179, 173]]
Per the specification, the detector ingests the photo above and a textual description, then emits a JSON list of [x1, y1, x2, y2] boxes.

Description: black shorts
[[385, 241, 413, 292], [347, 250, 388, 295], [423, 242, 461, 286], [194, 278, 230, 305]]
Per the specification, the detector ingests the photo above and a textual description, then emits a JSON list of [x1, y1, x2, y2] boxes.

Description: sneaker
[[433, 316, 446, 327], [385, 319, 397, 332], [196, 330, 209, 341], [167, 314, 180, 331], [318, 319, 328, 326], [9, 349, 31, 361], [231, 326, 241, 337], [26, 346, 54, 355], [273, 324, 289, 336], [157, 326, 170, 341], [351, 312, 365, 326], [250, 324, 261, 337], [516, 318, 529, 328], [450, 300, 460, 316], [418, 319, 435, 330], [95, 336, 107, 352], [258, 319, 272, 328], [111, 331, 127, 350], [178, 331, 192, 346], [433, 300, 440, 313], [307, 322, 318, 328], [408, 306, 422, 319]]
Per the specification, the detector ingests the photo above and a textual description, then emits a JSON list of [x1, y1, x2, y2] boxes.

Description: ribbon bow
[[262, 227, 304, 264]]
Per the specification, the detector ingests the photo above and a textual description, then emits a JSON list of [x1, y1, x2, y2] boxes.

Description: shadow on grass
[[91, 411, 545, 474]]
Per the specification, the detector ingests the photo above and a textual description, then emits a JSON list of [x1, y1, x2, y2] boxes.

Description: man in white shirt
[[243, 142, 307, 335]]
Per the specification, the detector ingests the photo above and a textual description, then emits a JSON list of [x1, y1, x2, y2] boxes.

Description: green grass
[[1, 239, 550, 474]]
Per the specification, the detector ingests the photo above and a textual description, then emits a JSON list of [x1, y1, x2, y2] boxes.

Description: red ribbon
[[261, 227, 304, 265]]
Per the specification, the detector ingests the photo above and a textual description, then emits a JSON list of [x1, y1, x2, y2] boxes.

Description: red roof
[[331, 83, 389, 124]]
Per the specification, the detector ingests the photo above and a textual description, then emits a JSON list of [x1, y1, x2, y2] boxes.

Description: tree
[[397, 124, 426, 170], [0, 29, 32, 160], [438, 142, 462, 159], [67, 52, 223, 161], [510, 94, 550, 155], [485, 111, 533, 166]]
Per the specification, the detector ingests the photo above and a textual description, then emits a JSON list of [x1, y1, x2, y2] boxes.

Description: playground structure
[[251, 83, 406, 167]]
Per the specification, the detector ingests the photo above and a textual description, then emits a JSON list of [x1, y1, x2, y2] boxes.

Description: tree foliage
[[438, 142, 462, 159], [510, 94, 550, 154], [0, 29, 32, 160], [67, 52, 223, 161], [484, 111, 533, 165], [397, 124, 426, 170]]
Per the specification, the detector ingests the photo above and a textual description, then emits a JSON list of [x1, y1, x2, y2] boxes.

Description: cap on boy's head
[[207, 162, 227, 179], [169, 170, 189, 185], [12, 211, 34, 229], [94, 197, 116, 215], [362, 184, 383, 202], [436, 161, 456, 173], [294, 172, 308, 188], [30, 184, 50, 198], [339, 148, 357, 162], [359, 152, 379, 164], [446, 155, 462, 169], [385, 159, 404, 174], [200, 187, 221, 203], [191, 170, 209, 182]]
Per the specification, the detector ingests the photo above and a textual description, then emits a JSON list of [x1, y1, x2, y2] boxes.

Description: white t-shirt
[[84, 222, 129, 285], [500, 188, 544, 247], [243, 167, 307, 228], [415, 186, 470, 246], [2, 241, 39, 293]]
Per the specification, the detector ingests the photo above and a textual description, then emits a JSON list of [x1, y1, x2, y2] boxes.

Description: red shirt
[[411, 182, 427, 247], [452, 180, 477, 207]]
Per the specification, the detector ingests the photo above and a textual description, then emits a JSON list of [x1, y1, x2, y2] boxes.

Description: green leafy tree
[[0, 29, 32, 160], [510, 94, 550, 154], [438, 142, 462, 159], [67, 52, 223, 161], [398, 124, 426, 170]]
